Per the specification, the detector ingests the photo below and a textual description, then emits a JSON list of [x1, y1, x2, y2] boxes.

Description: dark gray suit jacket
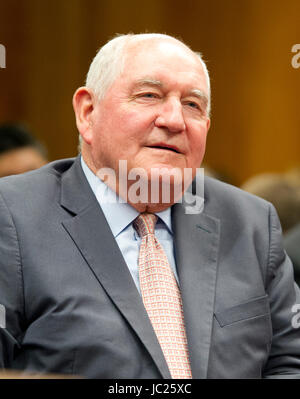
[[0, 157, 300, 378]]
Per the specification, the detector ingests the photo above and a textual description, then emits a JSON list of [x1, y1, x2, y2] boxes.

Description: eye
[[186, 101, 199, 109], [140, 92, 159, 98]]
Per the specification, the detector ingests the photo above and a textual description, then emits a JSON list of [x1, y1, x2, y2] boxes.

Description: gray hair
[[78, 33, 211, 149]]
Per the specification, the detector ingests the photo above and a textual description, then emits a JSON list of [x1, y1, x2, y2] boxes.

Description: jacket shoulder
[[0, 158, 75, 190], [204, 176, 272, 215], [0, 158, 76, 208]]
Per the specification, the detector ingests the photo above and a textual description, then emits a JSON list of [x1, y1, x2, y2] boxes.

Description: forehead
[[121, 38, 207, 91]]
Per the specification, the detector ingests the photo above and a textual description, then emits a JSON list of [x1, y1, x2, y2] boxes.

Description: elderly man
[[0, 33, 299, 379]]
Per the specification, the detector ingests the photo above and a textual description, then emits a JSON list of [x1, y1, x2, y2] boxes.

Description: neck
[[81, 152, 186, 213]]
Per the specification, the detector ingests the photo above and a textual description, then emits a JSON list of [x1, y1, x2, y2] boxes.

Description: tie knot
[[133, 213, 158, 237]]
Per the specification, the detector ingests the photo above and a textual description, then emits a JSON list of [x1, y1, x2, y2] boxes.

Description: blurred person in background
[[0, 123, 48, 178], [241, 173, 300, 234], [241, 172, 300, 286], [284, 223, 300, 286], [285, 167, 300, 194], [283, 167, 300, 283]]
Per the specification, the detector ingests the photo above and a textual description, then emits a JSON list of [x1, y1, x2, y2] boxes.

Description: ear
[[205, 117, 211, 132], [72, 87, 95, 145]]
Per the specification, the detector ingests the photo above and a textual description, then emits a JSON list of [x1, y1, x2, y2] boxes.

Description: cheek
[[188, 127, 208, 165], [118, 109, 151, 136]]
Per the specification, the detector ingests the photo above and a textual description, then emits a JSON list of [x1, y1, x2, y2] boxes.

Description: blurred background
[[0, 0, 299, 185], [1, 1, 300, 377]]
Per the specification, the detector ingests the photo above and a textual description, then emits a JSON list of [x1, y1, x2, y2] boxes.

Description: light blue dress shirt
[[80, 157, 179, 293]]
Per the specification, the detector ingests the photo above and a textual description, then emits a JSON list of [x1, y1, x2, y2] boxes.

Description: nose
[[154, 97, 186, 133]]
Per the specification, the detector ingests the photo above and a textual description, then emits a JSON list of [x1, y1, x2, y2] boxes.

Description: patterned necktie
[[133, 212, 192, 379]]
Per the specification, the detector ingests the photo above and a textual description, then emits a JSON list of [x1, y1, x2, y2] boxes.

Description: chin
[[148, 164, 186, 181], [144, 162, 184, 173]]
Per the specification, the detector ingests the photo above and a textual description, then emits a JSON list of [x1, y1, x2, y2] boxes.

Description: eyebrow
[[189, 89, 209, 108], [134, 78, 209, 108], [135, 78, 163, 87]]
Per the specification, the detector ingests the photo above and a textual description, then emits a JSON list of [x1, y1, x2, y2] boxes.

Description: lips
[[147, 143, 181, 154]]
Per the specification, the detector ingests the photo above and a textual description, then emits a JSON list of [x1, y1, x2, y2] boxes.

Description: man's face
[[88, 38, 210, 186]]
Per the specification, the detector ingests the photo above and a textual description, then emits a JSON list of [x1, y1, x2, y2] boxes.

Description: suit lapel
[[172, 200, 220, 379], [60, 157, 171, 379]]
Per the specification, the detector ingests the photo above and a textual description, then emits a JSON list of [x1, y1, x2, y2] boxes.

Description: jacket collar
[[59, 156, 220, 378]]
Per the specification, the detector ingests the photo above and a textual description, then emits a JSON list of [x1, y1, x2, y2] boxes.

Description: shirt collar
[[80, 156, 173, 237]]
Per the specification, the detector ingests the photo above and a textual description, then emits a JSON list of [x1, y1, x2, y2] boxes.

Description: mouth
[[146, 143, 181, 154]]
